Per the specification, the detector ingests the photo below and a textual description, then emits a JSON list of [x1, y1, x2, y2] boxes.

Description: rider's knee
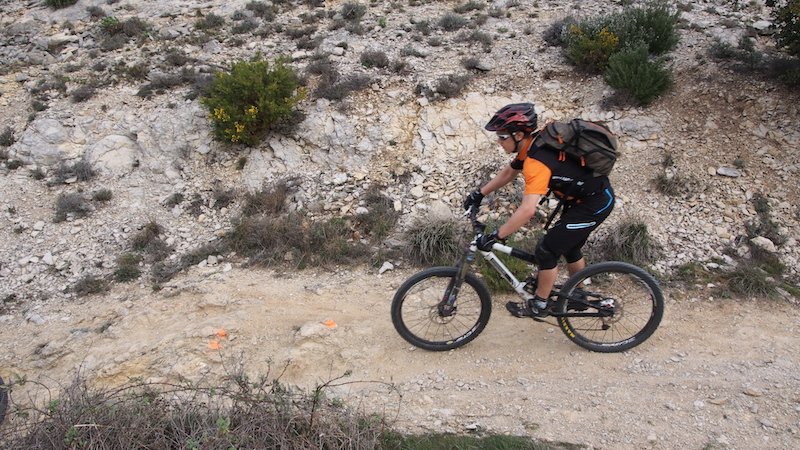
[[564, 248, 583, 264], [535, 241, 559, 270]]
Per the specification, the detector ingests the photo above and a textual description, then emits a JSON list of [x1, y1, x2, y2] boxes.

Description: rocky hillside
[[1, 0, 799, 309]]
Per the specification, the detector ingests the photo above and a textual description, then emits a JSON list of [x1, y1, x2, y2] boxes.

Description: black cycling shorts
[[538, 186, 615, 269]]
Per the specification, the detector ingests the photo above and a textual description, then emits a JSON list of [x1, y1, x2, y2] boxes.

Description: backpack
[[531, 119, 619, 177]]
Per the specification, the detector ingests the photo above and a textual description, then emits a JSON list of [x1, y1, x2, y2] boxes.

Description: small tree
[[201, 57, 304, 146]]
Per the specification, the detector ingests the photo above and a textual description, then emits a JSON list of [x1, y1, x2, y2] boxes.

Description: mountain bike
[[391, 207, 664, 353]]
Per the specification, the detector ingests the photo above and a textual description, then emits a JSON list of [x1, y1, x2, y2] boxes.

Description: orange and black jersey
[[509, 144, 609, 200]]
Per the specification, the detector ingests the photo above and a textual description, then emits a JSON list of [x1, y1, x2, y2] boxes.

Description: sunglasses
[[496, 133, 512, 141]]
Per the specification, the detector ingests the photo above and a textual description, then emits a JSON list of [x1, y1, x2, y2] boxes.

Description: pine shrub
[[605, 45, 672, 105], [201, 58, 304, 145], [608, 1, 679, 55]]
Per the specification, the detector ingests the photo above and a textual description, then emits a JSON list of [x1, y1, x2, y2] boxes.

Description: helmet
[[484, 103, 538, 134]]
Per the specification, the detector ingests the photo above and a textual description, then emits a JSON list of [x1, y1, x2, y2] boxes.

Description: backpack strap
[[543, 198, 563, 230]]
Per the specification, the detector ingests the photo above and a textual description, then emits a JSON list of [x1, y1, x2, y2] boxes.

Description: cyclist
[[462, 103, 615, 318]]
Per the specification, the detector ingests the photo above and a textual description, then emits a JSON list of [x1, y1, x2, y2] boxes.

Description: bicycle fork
[[438, 247, 476, 316]]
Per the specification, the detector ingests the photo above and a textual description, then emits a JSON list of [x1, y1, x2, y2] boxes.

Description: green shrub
[[360, 50, 390, 68], [70, 85, 96, 103], [709, 36, 764, 71], [542, 17, 577, 46], [99, 16, 122, 34], [726, 265, 777, 298], [212, 186, 237, 210], [596, 216, 661, 266], [54, 193, 91, 223], [73, 275, 109, 297], [131, 221, 163, 251], [0, 127, 14, 147], [201, 58, 304, 145], [746, 192, 786, 245], [29, 167, 46, 180], [314, 74, 371, 100], [245, 1, 277, 20], [770, 0, 800, 55], [232, 18, 259, 35], [306, 218, 369, 267], [52, 160, 95, 184], [433, 73, 473, 99], [340, 2, 367, 22], [438, 12, 468, 31], [770, 56, 800, 87], [414, 19, 431, 35], [195, 13, 225, 30], [227, 213, 367, 268], [164, 192, 184, 208], [242, 180, 294, 216], [114, 252, 142, 282], [652, 172, 686, 196], [670, 261, 716, 285], [92, 189, 113, 202], [605, 45, 672, 105], [455, 30, 493, 51], [563, 1, 678, 73], [454, 1, 485, 13], [86, 5, 105, 19], [354, 188, 399, 240], [5, 160, 22, 170], [608, 1, 679, 55], [405, 219, 464, 266], [45, 0, 78, 9], [564, 23, 620, 72]]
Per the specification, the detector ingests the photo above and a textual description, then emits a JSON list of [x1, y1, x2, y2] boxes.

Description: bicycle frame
[[475, 241, 537, 301], [450, 208, 613, 319]]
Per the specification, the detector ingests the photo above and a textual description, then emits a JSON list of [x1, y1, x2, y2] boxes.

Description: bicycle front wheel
[[391, 267, 492, 351], [556, 261, 664, 353]]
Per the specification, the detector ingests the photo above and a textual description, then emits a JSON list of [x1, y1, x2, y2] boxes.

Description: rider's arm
[[497, 193, 540, 239], [479, 164, 519, 196]]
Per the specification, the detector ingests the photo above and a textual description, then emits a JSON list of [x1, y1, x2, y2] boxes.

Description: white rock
[[42, 252, 55, 265], [750, 236, 776, 253], [26, 313, 46, 325], [716, 167, 742, 177], [379, 261, 394, 274]]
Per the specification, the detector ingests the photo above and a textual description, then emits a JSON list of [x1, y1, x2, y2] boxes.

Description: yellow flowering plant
[[201, 57, 305, 146]]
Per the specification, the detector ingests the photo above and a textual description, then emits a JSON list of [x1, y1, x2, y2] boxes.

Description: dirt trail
[[3, 266, 799, 449]]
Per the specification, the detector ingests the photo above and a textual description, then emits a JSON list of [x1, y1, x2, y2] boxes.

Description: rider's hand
[[462, 190, 484, 211], [476, 230, 504, 251]]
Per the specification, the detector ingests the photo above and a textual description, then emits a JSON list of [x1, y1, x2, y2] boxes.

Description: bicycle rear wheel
[[391, 267, 492, 351], [555, 261, 664, 353]]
